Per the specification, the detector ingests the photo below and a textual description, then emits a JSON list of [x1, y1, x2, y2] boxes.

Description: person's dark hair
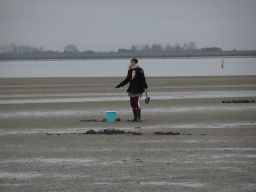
[[131, 58, 138, 64]]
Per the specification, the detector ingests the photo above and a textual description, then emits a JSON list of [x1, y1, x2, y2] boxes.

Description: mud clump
[[222, 100, 255, 103], [154, 131, 180, 135], [46, 129, 141, 136], [80, 119, 98, 122], [85, 129, 142, 135]]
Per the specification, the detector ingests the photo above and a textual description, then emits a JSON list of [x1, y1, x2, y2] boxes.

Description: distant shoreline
[[0, 50, 255, 60]]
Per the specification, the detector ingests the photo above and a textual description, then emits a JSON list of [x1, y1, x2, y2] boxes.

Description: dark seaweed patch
[[222, 100, 255, 103], [154, 132, 180, 135], [84, 129, 142, 135]]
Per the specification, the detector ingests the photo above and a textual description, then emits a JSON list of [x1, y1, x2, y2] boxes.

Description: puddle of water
[[205, 160, 251, 164], [154, 91, 256, 100], [0, 157, 141, 167], [96, 161, 123, 166], [1, 105, 256, 119], [140, 181, 205, 187], [75, 148, 114, 152], [1, 158, 98, 165], [144, 122, 256, 129], [141, 146, 250, 152], [136, 139, 222, 144], [184, 140, 201, 143], [208, 154, 256, 160], [211, 154, 241, 159], [0, 105, 256, 121], [0, 183, 24, 187], [1, 157, 146, 168], [1, 85, 256, 97], [50, 173, 89, 179], [15, 147, 114, 152], [0, 172, 89, 180], [0, 172, 43, 179], [146, 106, 256, 114], [240, 183, 256, 188], [0, 92, 126, 98], [38, 158, 97, 164], [208, 148, 256, 151], [143, 149, 173, 152], [244, 155, 256, 158], [182, 140, 223, 144], [183, 161, 194, 164], [0, 109, 97, 118], [0, 83, 116, 88], [0, 96, 127, 104], [0, 90, 255, 104], [98, 157, 145, 166], [218, 167, 243, 172], [93, 182, 114, 185], [1, 122, 256, 136], [155, 85, 256, 89]]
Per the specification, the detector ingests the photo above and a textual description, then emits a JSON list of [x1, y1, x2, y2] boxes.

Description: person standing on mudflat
[[115, 58, 148, 122]]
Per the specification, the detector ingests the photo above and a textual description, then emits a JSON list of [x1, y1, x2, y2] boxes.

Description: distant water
[[0, 58, 255, 77]]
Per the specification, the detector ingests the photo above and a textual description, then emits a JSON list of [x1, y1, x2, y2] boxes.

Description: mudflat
[[0, 76, 256, 191]]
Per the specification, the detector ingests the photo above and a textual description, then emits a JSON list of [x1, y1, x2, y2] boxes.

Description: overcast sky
[[1, 0, 256, 52]]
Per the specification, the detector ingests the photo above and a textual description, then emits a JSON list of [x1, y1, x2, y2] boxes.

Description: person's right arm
[[115, 70, 131, 88]]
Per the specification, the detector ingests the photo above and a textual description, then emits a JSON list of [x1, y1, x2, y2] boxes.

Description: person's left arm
[[140, 68, 148, 89]]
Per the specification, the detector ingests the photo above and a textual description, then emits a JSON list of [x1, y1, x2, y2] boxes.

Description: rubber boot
[[132, 109, 137, 122], [135, 109, 141, 122]]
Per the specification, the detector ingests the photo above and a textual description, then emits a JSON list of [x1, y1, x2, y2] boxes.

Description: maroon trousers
[[130, 96, 141, 110]]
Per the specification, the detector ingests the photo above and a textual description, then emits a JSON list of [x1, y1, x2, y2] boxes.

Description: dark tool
[[145, 90, 150, 104]]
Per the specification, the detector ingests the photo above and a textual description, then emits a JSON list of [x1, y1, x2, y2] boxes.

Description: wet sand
[[1, 76, 256, 191]]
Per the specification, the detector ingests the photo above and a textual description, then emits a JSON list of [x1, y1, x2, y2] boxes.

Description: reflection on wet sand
[[1, 122, 256, 135], [1, 105, 255, 118], [1, 90, 256, 104]]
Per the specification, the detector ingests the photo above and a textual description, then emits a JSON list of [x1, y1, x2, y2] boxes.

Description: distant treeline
[[0, 42, 219, 54], [0, 43, 44, 54], [0, 43, 255, 60]]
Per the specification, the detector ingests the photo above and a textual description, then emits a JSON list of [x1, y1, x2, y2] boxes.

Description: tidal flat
[[0, 76, 256, 191]]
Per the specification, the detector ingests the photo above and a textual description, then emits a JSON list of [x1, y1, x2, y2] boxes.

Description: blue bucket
[[106, 111, 116, 122]]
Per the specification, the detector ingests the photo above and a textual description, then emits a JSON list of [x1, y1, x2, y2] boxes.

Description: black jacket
[[117, 67, 148, 94]]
